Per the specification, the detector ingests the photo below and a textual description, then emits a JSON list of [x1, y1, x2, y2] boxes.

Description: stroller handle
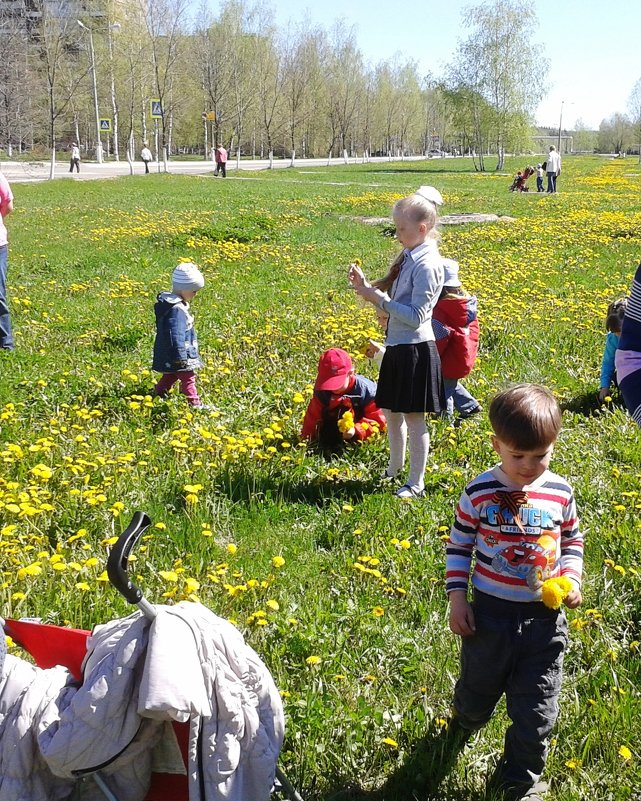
[[107, 512, 152, 604]]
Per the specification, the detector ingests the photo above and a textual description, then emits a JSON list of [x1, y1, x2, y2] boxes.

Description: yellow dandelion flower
[[382, 737, 398, 748], [541, 576, 573, 609], [372, 606, 385, 617], [618, 745, 632, 761], [272, 556, 285, 568], [305, 655, 321, 665]]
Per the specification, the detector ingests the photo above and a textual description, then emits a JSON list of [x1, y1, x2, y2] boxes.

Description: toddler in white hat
[[152, 262, 209, 408]]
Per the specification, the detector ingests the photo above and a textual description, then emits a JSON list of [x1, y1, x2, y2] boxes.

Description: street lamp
[[77, 19, 102, 164], [557, 100, 573, 154], [77, 20, 121, 163]]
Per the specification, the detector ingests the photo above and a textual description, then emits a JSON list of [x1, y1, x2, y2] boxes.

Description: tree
[[628, 77, 641, 162], [32, 1, 93, 177], [597, 113, 632, 155], [140, 0, 189, 167], [447, 0, 548, 169], [572, 117, 597, 154]]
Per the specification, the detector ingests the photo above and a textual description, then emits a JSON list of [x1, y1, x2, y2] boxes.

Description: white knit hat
[[442, 258, 461, 287], [415, 185, 444, 206], [172, 262, 204, 292]]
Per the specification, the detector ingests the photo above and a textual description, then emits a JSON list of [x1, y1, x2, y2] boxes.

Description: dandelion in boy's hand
[[541, 576, 574, 609]]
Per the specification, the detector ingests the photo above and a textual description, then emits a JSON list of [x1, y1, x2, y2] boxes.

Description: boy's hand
[[597, 388, 610, 403], [341, 427, 356, 440], [448, 591, 476, 637], [563, 588, 582, 609]]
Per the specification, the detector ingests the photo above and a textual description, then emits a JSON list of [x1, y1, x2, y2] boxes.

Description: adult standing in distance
[[214, 144, 228, 177], [546, 145, 561, 194], [0, 172, 15, 350]]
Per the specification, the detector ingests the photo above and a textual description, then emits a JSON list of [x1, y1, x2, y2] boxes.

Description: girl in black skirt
[[348, 186, 445, 498]]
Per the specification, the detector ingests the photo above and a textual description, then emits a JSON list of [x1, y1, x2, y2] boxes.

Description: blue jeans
[[0, 244, 13, 350], [453, 592, 568, 797], [443, 377, 479, 416], [546, 172, 557, 193]]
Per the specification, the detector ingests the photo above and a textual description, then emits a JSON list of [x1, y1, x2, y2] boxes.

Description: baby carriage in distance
[[1, 512, 303, 801], [509, 165, 535, 192]]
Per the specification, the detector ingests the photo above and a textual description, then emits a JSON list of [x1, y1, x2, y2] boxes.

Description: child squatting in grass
[[446, 384, 584, 801], [614, 260, 641, 426], [348, 185, 446, 499], [152, 262, 208, 408], [300, 347, 386, 449]]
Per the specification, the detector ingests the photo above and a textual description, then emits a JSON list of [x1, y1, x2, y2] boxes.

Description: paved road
[[0, 154, 433, 183]]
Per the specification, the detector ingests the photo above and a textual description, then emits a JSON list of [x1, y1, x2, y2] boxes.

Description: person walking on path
[[0, 172, 14, 351], [141, 143, 153, 174], [69, 143, 81, 173], [546, 146, 561, 193], [214, 144, 228, 177]]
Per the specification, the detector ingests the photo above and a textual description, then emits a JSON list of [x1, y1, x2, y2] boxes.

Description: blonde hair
[[373, 192, 440, 292]]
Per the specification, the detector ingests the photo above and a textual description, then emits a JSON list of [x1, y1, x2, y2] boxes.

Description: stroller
[[509, 165, 535, 192], [2, 512, 303, 801]]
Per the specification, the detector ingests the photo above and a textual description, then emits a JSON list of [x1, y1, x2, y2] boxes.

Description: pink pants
[[154, 371, 200, 405]]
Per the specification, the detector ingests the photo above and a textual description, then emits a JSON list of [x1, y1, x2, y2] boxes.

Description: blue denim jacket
[[152, 292, 203, 373]]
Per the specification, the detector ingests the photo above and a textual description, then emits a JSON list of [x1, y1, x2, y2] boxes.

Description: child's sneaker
[[395, 484, 425, 499]]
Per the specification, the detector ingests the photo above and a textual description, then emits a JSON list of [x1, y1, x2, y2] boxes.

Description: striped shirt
[[446, 465, 583, 602]]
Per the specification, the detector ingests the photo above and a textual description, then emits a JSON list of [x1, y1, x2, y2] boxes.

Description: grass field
[[1, 156, 641, 800]]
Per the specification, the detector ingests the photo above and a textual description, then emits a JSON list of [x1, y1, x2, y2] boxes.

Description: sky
[[255, 0, 640, 130]]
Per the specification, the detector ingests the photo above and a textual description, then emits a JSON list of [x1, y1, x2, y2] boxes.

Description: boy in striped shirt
[[446, 384, 583, 801]]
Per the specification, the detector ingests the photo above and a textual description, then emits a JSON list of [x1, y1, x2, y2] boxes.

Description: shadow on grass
[[561, 390, 625, 417], [321, 725, 483, 801], [217, 467, 383, 507]]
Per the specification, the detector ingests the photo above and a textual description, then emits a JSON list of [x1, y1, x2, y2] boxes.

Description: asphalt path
[[0, 154, 434, 183]]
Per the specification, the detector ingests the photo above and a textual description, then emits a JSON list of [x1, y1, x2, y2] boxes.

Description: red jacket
[[432, 294, 479, 380], [301, 375, 386, 443]]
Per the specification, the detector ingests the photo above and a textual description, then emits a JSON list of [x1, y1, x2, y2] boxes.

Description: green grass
[[1, 155, 641, 800]]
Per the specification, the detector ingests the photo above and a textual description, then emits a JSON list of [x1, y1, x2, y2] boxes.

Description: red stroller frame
[[509, 165, 535, 192], [4, 512, 302, 801]]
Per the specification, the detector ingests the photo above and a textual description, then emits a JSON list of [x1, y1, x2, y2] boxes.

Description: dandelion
[[382, 737, 398, 748], [618, 745, 632, 761], [306, 655, 321, 665], [227, 543, 238, 555], [541, 576, 573, 609], [337, 410, 355, 434], [372, 606, 385, 617], [272, 555, 285, 568]]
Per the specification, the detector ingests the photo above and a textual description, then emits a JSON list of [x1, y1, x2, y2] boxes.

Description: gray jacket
[[374, 240, 444, 346]]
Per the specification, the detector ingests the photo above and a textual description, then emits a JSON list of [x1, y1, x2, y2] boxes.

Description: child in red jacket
[[301, 348, 386, 449], [432, 259, 481, 418]]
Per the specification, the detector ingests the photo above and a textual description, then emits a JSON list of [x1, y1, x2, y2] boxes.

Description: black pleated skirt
[[376, 340, 444, 414]]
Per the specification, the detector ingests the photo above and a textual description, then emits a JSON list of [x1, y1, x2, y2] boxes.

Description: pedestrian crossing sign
[[100, 118, 112, 131], [150, 99, 163, 119]]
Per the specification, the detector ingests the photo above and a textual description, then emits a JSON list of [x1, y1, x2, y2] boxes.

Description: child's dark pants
[[453, 591, 568, 799]]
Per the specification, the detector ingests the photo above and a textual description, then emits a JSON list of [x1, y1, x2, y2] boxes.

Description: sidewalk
[[0, 154, 429, 183]]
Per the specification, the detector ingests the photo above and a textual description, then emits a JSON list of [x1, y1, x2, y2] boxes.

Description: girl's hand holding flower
[[348, 263, 380, 305]]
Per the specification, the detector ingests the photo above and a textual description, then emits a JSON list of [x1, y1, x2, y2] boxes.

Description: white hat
[[442, 258, 461, 287], [172, 262, 204, 292], [415, 185, 444, 206]]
